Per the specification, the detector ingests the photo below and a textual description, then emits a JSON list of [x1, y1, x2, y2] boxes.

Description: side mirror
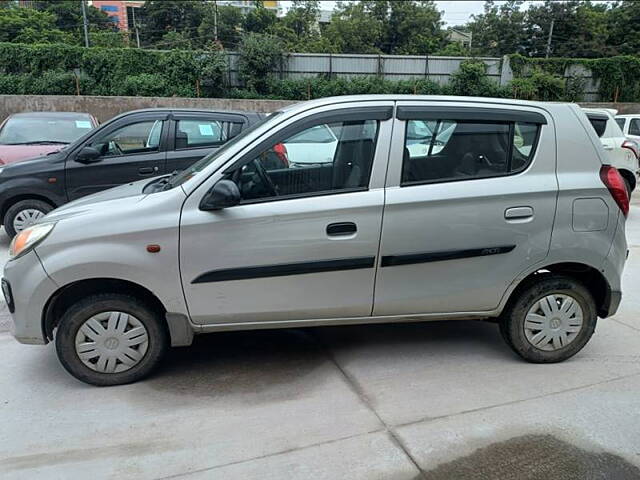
[[199, 179, 241, 211], [75, 146, 102, 164]]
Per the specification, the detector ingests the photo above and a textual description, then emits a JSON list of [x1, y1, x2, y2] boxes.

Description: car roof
[[279, 94, 575, 113], [114, 108, 263, 119], [615, 114, 640, 118], [8, 111, 93, 119]]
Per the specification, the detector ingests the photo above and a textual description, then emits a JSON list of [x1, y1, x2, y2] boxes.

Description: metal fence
[[224, 52, 601, 101], [225, 52, 503, 87]]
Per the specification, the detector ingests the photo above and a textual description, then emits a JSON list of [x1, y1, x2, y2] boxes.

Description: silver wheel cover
[[13, 208, 45, 232], [74, 311, 149, 374], [524, 294, 584, 351]]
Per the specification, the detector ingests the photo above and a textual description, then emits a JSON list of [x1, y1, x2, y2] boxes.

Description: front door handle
[[327, 222, 357, 236], [139, 166, 159, 175], [505, 206, 534, 220]]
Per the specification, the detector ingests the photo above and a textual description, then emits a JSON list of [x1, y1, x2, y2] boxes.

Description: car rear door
[[164, 112, 249, 174], [373, 101, 557, 316], [65, 112, 169, 200], [179, 102, 393, 325]]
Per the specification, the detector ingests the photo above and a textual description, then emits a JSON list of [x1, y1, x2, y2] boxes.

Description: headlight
[[9, 222, 55, 260]]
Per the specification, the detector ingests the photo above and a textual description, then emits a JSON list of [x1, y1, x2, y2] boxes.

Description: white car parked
[[583, 108, 639, 194]]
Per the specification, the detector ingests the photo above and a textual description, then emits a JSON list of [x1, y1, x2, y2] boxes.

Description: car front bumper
[[2, 250, 58, 345]]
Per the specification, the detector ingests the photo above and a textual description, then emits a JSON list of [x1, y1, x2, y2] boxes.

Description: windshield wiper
[[4, 141, 69, 145], [161, 170, 182, 191]]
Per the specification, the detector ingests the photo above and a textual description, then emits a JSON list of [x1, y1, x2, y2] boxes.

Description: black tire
[[499, 274, 597, 363], [4, 199, 53, 238], [55, 294, 168, 386]]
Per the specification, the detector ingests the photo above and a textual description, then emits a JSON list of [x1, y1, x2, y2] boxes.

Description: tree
[[608, 1, 640, 55], [237, 32, 284, 92], [159, 30, 193, 50], [467, 1, 528, 56], [325, 1, 445, 55], [242, 4, 277, 34], [0, 7, 74, 44], [384, 0, 445, 54], [525, 0, 610, 58], [198, 4, 243, 49], [140, 0, 206, 46], [32, 1, 113, 33], [323, 1, 384, 54]]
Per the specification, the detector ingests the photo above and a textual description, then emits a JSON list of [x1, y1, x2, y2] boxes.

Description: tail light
[[600, 165, 629, 217], [622, 139, 639, 159], [273, 143, 289, 167]]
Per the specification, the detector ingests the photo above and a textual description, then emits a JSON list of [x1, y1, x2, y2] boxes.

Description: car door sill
[[194, 311, 499, 333]]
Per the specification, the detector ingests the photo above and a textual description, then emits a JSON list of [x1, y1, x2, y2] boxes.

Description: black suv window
[[175, 119, 243, 149], [89, 120, 163, 157], [402, 119, 541, 185]]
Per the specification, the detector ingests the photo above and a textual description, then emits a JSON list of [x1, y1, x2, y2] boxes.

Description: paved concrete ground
[[1, 199, 640, 479]]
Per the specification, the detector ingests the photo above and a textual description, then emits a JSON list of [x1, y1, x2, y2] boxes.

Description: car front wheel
[[55, 294, 168, 386], [4, 199, 53, 238], [500, 274, 597, 363]]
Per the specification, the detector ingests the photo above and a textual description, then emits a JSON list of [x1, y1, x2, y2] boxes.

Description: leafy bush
[[121, 74, 169, 97], [237, 33, 285, 93], [510, 69, 566, 101], [448, 60, 508, 97]]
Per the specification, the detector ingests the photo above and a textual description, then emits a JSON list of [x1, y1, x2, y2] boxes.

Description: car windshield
[[167, 112, 283, 189], [0, 115, 95, 145]]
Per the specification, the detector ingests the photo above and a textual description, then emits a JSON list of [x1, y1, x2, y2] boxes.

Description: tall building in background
[[90, 1, 145, 32], [218, 1, 280, 16]]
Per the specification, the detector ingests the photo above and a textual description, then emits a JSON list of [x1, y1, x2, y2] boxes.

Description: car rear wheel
[[500, 274, 597, 363], [55, 294, 168, 386], [4, 199, 53, 238]]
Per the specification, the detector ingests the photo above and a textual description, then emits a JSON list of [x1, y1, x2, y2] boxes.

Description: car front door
[[65, 113, 169, 200], [164, 113, 248, 174], [179, 103, 393, 325], [373, 101, 557, 316]]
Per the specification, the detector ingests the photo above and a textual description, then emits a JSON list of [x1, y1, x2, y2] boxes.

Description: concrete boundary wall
[[0, 95, 297, 123], [2, 95, 640, 124]]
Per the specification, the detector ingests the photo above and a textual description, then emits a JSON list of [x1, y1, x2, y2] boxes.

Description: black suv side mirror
[[200, 179, 241, 211], [75, 146, 102, 164]]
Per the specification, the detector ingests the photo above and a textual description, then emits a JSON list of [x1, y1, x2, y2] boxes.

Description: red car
[[0, 112, 98, 166]]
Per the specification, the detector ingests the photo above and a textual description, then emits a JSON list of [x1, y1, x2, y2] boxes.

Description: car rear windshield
[[0, 115, 95, 145]]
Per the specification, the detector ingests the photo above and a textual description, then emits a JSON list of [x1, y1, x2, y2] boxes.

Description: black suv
[[0, 108, 263, 237]]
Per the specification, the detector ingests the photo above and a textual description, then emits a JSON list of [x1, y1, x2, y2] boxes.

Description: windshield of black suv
[[0, 114, 95, 145], [166, 112, 284, 189]]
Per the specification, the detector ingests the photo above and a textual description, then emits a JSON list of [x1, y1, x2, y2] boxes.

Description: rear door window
[[402, 118, 541, 185], [175, 119, 243, 149], [630, 119, 640, 136]]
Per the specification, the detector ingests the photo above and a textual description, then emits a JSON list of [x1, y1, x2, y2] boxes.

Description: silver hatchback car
[[2, 96, 629, 386]]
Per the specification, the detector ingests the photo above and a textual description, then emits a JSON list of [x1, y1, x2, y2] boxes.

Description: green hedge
[[4, 42, 640, 102], [0, 42, 225, 97], [509, 54, 640, 102]]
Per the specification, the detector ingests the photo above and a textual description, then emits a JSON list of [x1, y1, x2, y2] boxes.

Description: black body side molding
[[381, 245, 516, 267], [192, 257, 376, 284]]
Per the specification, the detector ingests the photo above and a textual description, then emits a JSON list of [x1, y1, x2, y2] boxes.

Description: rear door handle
[[327, 222, 357, 236], [505, 206, 534, 220], [139, 166, 159, 175]]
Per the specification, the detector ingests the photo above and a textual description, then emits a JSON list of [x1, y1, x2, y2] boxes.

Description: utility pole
[[80, 0, 90, 47], [132, 7, 141, 48], [545, 18, 554, 58], [213, 0, 218, 42]]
